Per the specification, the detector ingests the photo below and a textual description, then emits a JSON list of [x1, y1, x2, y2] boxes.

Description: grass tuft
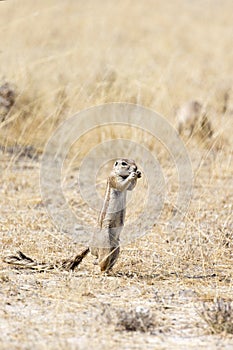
[[116, 306, 156, 332], [200, 298, 233, 334]]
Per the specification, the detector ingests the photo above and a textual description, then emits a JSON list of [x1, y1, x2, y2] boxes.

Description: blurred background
[[0, 0, 232, 150]]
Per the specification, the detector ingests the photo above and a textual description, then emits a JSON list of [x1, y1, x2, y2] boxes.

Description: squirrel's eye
[[114, 161, 118, 166], [122, 161, 127, 166]]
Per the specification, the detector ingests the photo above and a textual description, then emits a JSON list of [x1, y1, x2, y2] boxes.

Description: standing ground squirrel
[[4, 159, 141, 273]]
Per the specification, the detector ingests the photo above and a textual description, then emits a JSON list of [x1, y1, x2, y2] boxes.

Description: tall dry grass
[[0, 0, 232, 149]]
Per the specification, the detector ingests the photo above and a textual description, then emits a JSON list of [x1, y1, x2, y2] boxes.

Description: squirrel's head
[[113, 159, 141, 179]]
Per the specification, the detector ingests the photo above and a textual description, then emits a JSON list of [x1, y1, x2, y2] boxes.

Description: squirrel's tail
[[3, 251, 54, 271], [3, 248, 90, 272], [61, 248, 90, 270]]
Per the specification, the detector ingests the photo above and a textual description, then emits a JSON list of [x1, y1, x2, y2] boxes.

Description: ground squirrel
[[177, 100, 213, 139], [4, 158, 141, 272]]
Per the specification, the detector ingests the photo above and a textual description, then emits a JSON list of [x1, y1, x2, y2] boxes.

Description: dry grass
[[115, 306, 156, 333], [199, 298, 233, 335], [0, 0, 233, 349]]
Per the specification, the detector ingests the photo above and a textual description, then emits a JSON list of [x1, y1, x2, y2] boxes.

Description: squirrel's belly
[[102, 209, 125, 229]]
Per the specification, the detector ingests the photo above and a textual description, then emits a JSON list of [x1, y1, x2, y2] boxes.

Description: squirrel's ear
[[114, 161, 118, 166]]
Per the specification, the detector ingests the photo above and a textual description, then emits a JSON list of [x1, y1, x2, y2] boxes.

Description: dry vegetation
[[199, 298, 233, 335], [0, 0, 233, 349]]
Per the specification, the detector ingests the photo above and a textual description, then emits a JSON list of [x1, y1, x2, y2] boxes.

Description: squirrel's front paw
[[128, 172, 137, 180]]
